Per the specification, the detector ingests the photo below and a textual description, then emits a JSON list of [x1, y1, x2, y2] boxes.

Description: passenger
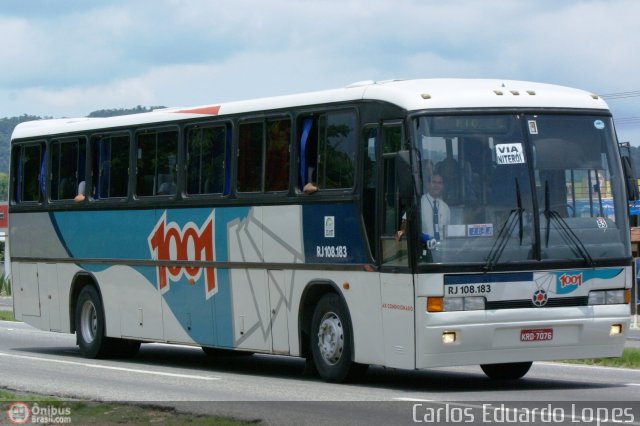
[[74, 181, 86, 202]]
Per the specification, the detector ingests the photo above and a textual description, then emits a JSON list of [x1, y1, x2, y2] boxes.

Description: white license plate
[[520, 328, 553, 342]]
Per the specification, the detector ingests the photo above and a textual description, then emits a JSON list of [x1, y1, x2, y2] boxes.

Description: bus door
[[378, 121, 416, 370]]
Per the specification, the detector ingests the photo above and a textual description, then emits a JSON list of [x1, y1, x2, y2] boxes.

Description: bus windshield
[[413, 113, 629, 266]]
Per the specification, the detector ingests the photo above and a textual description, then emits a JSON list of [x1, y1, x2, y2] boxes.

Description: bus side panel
[[342, 271, 386, 366], [379, 272, 415, 369], [12, 262, 40, 318], [37, 263, 61, 331]]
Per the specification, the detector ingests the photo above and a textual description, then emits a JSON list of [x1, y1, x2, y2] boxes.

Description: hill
[[0, 106, 164, 175]]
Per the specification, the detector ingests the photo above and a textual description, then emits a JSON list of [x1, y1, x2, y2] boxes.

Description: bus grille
[[486, 296, 589, 310]]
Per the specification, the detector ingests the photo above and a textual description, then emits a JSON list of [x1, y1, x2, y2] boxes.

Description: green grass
[[562, 348, 640, 369], [0, 310, 14, 321], [0, 275, 11, 296], [0, 389, 254, 425]]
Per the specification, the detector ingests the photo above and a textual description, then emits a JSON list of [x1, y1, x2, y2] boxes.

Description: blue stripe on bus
[[444, 272, 534, 285]]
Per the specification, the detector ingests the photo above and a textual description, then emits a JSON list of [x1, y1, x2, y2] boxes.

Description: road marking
[[0, 351, 219, 381]]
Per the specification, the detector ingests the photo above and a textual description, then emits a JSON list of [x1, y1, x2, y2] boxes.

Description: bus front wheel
[[480, 361, 532, 380], [310, 293, 367, 383]]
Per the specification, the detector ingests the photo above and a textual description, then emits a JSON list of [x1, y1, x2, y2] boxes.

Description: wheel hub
[[80, 300, 98, 344], [317, 312, 344, 365]]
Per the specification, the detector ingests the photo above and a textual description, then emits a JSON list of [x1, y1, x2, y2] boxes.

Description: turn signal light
[[427, 297, 444, 312]]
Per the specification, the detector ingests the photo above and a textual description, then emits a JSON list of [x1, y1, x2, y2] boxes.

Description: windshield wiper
[[484, 179, 524, 271], [543, 181, 594, 266]]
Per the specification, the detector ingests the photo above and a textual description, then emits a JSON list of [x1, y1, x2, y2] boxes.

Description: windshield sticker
[[528, 120, 538, 134], [594, 120, 605, 130], [496, 143, 525, 165], [468, 224, 494, 237]]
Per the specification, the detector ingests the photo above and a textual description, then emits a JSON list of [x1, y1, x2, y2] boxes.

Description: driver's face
[[428, 175, 443, 198]]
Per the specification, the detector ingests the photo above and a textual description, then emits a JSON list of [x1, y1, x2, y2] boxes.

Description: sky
[[1, 0, 640, 143]]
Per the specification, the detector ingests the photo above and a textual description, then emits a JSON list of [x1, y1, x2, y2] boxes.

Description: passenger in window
[[158, 176, 177, 195], [303, 167, 318, 194], [74, 181, 86, 202]]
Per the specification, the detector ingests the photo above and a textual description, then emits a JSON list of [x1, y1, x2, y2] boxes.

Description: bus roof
[[11, 78, 609, 140]]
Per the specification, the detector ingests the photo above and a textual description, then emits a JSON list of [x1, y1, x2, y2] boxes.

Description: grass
[[0, 310, 14, 321], [0, 275, 11, 296], [0, 389, 254, 425], [562, 348, 640, 369]]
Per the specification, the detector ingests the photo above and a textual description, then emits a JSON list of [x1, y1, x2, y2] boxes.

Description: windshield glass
[[413, 114, 629, 266]]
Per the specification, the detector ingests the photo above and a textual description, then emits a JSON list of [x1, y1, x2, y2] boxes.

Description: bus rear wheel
[[75, 286, 140, 359], [480, 361, 532, 380], [310, 293, 367, 383], [76, 286, 110, 358]]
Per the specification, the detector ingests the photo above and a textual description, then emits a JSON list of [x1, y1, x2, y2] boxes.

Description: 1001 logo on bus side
[[148, 211, 217, 299]]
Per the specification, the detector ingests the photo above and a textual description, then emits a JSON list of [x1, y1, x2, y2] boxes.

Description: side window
[[51, 137, 86, 201], [136, 129, 178, 197], [381, 123, 408, 267], [265, 119, 290, 191], [363, 125, 378, 260], [186, 125, 227, 195], [91, 134, 130, 199], [299, 110, 356, 192], [238, 118, 291, 193], [237, 122, 263, 192], [12, 142, 45, 203]]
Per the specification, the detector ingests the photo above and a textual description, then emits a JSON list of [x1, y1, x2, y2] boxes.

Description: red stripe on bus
[[174, 105, 220, 115]]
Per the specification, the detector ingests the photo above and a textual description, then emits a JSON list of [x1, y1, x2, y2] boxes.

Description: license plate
[[520, 328, 553, 342]]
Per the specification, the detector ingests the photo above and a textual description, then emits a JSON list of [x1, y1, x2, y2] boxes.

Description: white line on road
[[0, 351, 219, 381]]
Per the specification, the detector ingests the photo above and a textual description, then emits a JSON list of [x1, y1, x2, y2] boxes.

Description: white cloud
[[0, 0, 639, 144]]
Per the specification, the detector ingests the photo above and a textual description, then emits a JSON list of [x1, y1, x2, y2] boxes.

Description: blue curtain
[[299, 118, 313, 188]]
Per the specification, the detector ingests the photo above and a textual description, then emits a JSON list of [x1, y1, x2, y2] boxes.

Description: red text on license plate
[[520, 328, 553, 342]]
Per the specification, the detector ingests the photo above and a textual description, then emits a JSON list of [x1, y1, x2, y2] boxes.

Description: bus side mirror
[[622, 156, 639, 201], [396, 150, 413, 200]]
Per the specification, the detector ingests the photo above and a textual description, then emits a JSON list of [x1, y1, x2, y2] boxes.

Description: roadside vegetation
[[0, 310, 14, 321], [0, 274, 11, 296], [562, 348, 640, 369], [0, 389, 254, 425]]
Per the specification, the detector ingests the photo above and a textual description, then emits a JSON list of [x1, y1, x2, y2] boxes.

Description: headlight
[[443, 296, 485, 312], [588, 289, 628, 305]]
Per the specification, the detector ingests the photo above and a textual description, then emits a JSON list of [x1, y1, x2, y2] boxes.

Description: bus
[[9, 79, 632, 382]]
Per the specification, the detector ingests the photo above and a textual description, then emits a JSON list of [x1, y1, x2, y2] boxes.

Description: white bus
[[9, 79, 631, 382]]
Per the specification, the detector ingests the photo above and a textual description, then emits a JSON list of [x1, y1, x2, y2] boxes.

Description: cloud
[[1, 0, 639, 147]]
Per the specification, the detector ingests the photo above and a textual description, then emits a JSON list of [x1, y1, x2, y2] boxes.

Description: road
[[1, 317, 640, 425]]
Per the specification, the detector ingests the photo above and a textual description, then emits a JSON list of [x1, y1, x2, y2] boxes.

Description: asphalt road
[[1, 317, 640, 425]]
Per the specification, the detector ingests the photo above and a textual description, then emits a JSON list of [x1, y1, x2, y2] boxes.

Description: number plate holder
[[520, 328, 553, 342]]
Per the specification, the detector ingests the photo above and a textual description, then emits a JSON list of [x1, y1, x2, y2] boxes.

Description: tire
[[75, 286, 112, 359], [480, 361, 532, 380], [310, 293, 368, 383]]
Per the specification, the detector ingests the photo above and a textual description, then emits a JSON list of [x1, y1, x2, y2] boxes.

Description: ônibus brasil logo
[[148, 211, 217, 299], [6, 402, 30, 424]]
